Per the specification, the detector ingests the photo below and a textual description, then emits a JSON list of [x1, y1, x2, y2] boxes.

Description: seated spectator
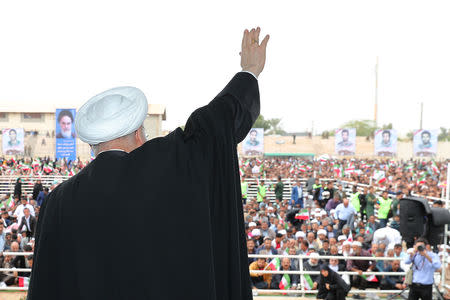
[[260, 221, 275, 240], [307, 232, 319, 250], [288, 247, 299, 270], [319, 239, 330, 256], [270, 257, 299, 290], [271, 233, 284, 250], [257, 237, 278, 256], [247, 239, 257, 265], [380, 260, 405, 290], [390, 215, 400, 231], [0, 224, 5, 252], [0, 254, 16, 286], [304, 252, 321, 289], [249, 258, 271, 289], [317, 264, 350, 300], [346, 241, 375, 298]]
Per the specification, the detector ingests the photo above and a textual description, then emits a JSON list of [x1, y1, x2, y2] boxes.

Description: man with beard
[[304, 252, 322, 290], [56, 110, 76, 139], [346, 241, 375, 299]]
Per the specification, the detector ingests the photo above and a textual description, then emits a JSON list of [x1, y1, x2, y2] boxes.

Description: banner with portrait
[[2, 128, 24, 155], [242, 128, 264, 156], [413, 129, 437, 157], [335, 128, 356, 155], [374, 129, 397, 157], [55, 108, 77, 162]]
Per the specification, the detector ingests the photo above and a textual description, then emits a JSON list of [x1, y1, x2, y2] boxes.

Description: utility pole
[[420, 102, 423, 130], [374, 56, 379, 127]]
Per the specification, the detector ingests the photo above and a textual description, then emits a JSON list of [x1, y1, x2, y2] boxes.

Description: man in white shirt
[[13, 198, 35, 221]]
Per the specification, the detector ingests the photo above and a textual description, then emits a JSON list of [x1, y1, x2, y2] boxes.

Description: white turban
[[75, 86, 148, 145]]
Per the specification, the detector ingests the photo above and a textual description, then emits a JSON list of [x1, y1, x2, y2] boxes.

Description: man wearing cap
[[28, 28, 270, 300]]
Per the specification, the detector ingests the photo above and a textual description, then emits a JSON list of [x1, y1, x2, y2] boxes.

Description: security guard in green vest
[[350, 185, 361, 214], [241, 176, 248, 204], [376, 191, 392, 228], [312, 179, 322, 201], [257, 179, 266, 203]]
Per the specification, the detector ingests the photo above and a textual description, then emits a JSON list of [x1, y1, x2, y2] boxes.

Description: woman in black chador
[[316, 264, 350, 300]]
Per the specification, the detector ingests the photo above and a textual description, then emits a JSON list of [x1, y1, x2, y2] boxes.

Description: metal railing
[[248, 253, 445, 297]]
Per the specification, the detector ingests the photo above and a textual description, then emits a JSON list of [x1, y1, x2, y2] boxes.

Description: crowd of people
[[0, 155, 447, 295], [240, 157, 447, 199], [243, 170, 445, 299], [0, 157, 89, 177], [0, 177, 50, 287]]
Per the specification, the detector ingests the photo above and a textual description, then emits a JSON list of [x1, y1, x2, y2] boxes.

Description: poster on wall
[[2, 128, 24, 155], [374, 129, 397, 157], [413, 129, 437, 157], [242, 128, 264, 156], [335, 128, 356, 155], [55, 109, 77, 162]]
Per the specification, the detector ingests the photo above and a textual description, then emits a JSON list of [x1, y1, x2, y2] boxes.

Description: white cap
[[251, 229, 261, 236], [295, 231, 306, 239], [309, 252, 320, 258], [343, 241, 352, 246], [321, 211, 328, 216], [248, 222, 257, 227], [352, 241, 362, 247], [311, 219, 318, 224], [75, 86, 148, 145], [268, 207, 274, 211], [279, 229, 287, 235], [338, 235, 346, 241], [317, 229, 327, 235], [315, 208, 321, 212]]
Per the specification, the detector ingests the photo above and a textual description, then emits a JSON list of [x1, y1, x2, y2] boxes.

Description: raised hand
[[240, 27, 269, 78]]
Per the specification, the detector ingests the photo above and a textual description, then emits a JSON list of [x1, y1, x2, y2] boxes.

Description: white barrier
[[248, 253, 445, 297]]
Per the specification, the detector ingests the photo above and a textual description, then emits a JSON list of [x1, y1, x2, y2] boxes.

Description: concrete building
[[0, 103, 166, 160]]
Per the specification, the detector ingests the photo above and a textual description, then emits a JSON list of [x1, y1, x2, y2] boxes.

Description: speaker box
[[399, 197, 428, 246]]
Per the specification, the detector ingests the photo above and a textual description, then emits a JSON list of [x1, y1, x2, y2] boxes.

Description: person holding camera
[[404, 238, 441, 300]]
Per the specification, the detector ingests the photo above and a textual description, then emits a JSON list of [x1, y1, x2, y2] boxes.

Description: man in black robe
[[27, 27, 269, 300]]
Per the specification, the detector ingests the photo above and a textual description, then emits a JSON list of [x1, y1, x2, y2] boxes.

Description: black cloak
[[27, 72, 259, 300]]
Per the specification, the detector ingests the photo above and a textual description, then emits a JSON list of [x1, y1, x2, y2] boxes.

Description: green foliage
[[253, 115, 286, 135], [438, 127, 450, 141], [341, 119, 377, 137]]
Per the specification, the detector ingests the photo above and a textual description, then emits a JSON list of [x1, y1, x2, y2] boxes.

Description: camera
[[417, 245, 425, 252]]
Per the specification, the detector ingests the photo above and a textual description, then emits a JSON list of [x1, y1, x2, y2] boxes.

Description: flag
[[347, 231, 353, 242], [279, 274, 291, 290], [298, 165, 306, 172], [244, 159, 251, 168], [431, 160, 440, 174], [361, 274, 378, 282], [0, 195, 15, 209], [265, 258, 280, 271], [373, 170, 386, 184], [295, 208, 309, 220], [239, 167, 245, 177], [417, 173, 426, 185], [289, 165, 295, 175], [43, 164, 53, 173], [18, 276, 29, 287], [302, 274, 314, 290]]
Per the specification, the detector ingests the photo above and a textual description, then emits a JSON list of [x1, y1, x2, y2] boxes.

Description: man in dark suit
[[17, 208, 36, 237]]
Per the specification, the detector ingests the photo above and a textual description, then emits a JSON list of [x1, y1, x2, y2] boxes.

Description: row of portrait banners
[[0, 123, 441, 159], [335, 128, 438, 157], [241, 128, 439, 157], [1, 109, 78, 161]]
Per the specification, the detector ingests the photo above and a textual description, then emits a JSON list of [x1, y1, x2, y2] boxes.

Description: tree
[[266, 118, 286, 135], [438, 127, 450, 141], [341, 120, 377, 137], [253, 115, 271, 132], [253, 115, 286, 135], [381, 123, 393, 130]]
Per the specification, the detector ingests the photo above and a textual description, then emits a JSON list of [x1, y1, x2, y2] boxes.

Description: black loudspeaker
[[399, 197, 430, 247], [427, 208, 450, 247]]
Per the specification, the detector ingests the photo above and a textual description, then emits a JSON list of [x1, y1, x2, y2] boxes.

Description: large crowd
[[0, 156, 447, 294], [241, 159, 447, 298]]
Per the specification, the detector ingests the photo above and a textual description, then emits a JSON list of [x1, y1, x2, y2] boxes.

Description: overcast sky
[[1, 0, 449, 136]]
